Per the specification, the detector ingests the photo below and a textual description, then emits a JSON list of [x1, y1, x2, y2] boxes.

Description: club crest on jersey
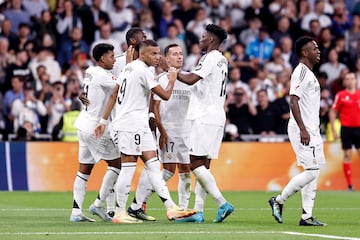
[[167, 153, 172, 160], [136, 146, 141, 152]]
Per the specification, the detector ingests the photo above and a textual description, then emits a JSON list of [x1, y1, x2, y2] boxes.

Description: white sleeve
[[191, 53, 213, 79]]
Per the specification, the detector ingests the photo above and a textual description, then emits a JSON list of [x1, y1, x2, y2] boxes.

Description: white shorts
[[116, 130, 156, 155], [189, 120, 224, 159], [288, 124, 326, 169], [78, 130, 120, 164], [157, 134, 190, 164]]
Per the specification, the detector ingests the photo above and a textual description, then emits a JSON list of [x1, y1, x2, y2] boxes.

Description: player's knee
[[304, 169, 320, 181]]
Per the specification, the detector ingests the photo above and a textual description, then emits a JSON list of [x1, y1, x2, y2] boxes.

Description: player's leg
[[70, 131, 95, 222], [341, 127, 354, 191], [178, 163, 191, 209]]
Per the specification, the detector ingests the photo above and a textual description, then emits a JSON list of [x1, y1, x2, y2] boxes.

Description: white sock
[[71, 172, 89, 215], [163, 169, 174, 181], [130, 170, 153, 210], [178, 172, 191, 209], [115, 162, 137, 213], [301, 169, 320, 220], [106, 189, 116, 213], [276, 169, 318, 204], [145, 158, 174, 208], [94, 166, 120, 207], [193, 166, 226, 207], [194, 180, 206, 212]]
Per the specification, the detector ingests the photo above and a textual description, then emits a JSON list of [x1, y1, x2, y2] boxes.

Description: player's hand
[[94, 124, 105, 138], [159, 132, 168, 151], [167, 67, 177, 82], [78, 91, 90, 106], [300, 129, 310, 145], [126, 45, 134, 64]]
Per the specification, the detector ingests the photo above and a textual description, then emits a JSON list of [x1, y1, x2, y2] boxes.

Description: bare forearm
[[102, 85, 118, 120]]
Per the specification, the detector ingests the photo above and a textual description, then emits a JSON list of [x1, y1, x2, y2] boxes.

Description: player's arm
[[152, 67, 177, 100], [94, 84, 119, 138], [329, 108, 339, 140], [153, 99, 168, 150], [289, 94, 310, 145], [177, 71, 201, 85]]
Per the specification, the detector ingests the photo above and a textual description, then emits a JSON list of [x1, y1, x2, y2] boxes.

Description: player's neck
[[300, 60, 313, 70]]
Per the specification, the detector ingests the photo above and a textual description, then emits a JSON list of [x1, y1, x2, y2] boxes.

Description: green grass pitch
[[0, 191, 359, 240]]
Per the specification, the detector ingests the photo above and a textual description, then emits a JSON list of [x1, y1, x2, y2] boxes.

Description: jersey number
[[165, 141, 174, 153], [83, 83, 89, 111], [219, 70, 227, 97], [117, 79, 127, 105]]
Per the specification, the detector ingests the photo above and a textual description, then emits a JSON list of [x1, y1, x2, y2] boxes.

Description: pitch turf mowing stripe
[[0, 231, 359, 239]]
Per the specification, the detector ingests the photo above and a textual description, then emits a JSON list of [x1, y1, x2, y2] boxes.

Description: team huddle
[[69, 24, 328, 227]]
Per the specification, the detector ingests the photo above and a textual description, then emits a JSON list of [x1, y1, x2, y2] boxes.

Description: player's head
[[199, 24, 227, 51], [295, 36, 320, 64], [343, 72, 357, 90], [164, 44, 183, 69], [92, 43, 115, 70], [139, 39, 160, 67], [125, 27, 146, 47]]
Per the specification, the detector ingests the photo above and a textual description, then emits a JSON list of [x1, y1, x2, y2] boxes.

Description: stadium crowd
[[0, 0, 359, 141]]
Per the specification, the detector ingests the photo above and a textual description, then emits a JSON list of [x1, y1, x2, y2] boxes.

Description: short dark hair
[[125, 27, 144, 45], [92, 43, 114, 61], [295, 36, 314, 57], [164, 44, 179, 56], [206, 24, 227, 43], [139, 39, 158, 50]]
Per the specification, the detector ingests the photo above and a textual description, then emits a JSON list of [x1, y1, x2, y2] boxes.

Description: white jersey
[[188, 50, 228, 126], [112, 53, 126, 77], [112, 59, 159, 132], [154, 71, 191, 136], [289, 62, 322, 145], [74, 66, 117, 134]]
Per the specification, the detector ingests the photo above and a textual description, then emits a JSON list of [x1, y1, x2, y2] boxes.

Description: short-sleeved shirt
[[154, 71, 191, 136], [332, 89, 360, 127], [289, 62, 322, 145], [74, 66, 117, 134], [188, 50, 228, 126], [112, 59, 159, 132]]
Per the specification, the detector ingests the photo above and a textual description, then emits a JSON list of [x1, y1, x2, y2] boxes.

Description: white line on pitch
[[283, 231, 360, 240]]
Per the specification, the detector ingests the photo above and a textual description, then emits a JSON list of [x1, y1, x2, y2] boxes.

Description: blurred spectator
[[239, 16, 261, 46], [248, 77, 261, 106], [90, 0, 110, 41], [4, 0, 32, 33], [318, 27, 333, 65], [57, 27, 89, 69], [245, 27, 275, 65], [138, 8, 156, 41], [172, 0, 197, 29], [13, 121, 37, 141], [203, 0, 226, 24], [331, 1, 351, 37], [108, 0, 134, 45], [354, 57, 360, 89], [330, 66, 349, 96], [333, 35, 352, 69], [3, 75, 25, 133], [52, 99, 81, 141], [69, 52, 90, 85], [11, 82, 46, 134], [0, 37, 15, 88], [244, 0, 275, 33], [226, 87, 257, 136], [297, 0, 311, 21], [344, 14, 360, 57], [4, 49, 32, 94], [74, 0, 96, 45], [271, 15, 292, 47], [157, 23, 187, 59], [319, 47, 347, 83], [228, 42, 258, 83], [279, 36, 298, 70], [256, 67, 276, 102], [222, 0, 248, 31], [64, 73, 81, 100], [10, 23, 32, 53], [32, 9, 58, 50], [45, 81, 70, 134], [317, 71, 329, 90], [272, 79, 290, 134], [264, 47, 292, 76], [251, 89, 281, 136], [223, 122, 240, 142], [186, 7, 212, 41], [55, 0, 82, 44], [29, 47, 62, 90], [301, 0, 332, 32], [306, 19, 322, 42], [22, 0, 49, 19], [0, 19, 18, 48], [0, 92, 6, 136], [219, 16, 237, 52], [319, 87, 333, 134], [157, 0, 176, 38], [90, 22, 121, 57], [183, 42, 201, 71]]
